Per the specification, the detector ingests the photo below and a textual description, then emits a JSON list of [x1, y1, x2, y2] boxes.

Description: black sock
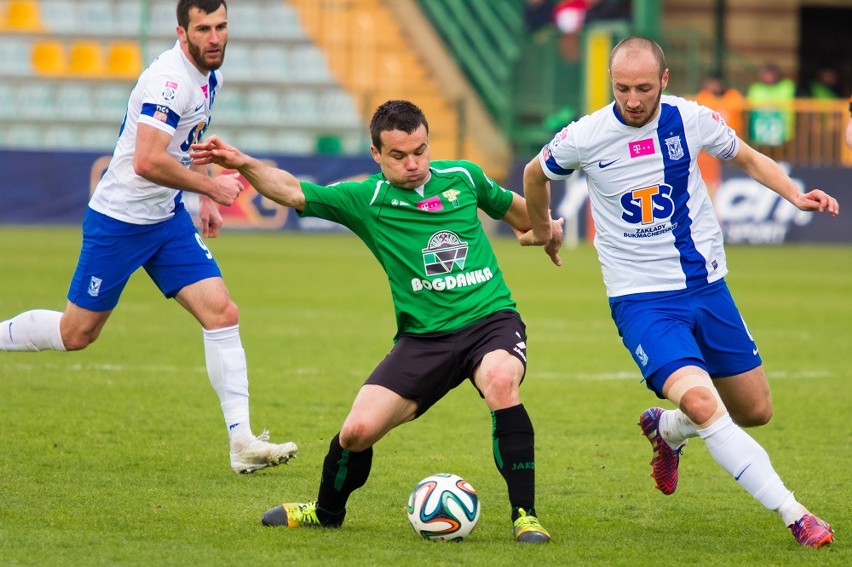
[[491, 404, 536, 521], [315, 433, 372, 525]]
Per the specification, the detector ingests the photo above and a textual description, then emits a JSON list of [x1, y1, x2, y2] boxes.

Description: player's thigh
[[145, 210, 222, 309], [341, 384, 418, 450], [694, 281, 762, 378], [713, 366, 773, 426], [610, 297, 704, 397]]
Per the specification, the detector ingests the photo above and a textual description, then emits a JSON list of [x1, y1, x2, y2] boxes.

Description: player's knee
[[479, 369, 520, 407], [339, 420, 377, 453], [678, 386, 724, 427], [205, 300, 239, 329], [60, 328, 98, 351]]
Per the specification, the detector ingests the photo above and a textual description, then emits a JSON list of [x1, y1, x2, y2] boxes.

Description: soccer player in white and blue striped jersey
[[0, 0, 295, 474], [521, 36, 838, 547]]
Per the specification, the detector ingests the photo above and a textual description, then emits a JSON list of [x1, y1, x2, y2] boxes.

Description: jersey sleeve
[[462, 160, 514, 220], [299, 179, 377, 232], [695, 102, 740, 161], [137, 71, 193, 136], [538, 124, 581, 180]]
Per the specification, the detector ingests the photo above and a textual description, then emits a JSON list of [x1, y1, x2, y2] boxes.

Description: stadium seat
[[56, 82, 95, 120], [0, 37, 34, 76], [81, 125, 118, 149], [221, 44, 254, 82], [4, 0, 44, 32], [237, 130, 273, 153], [262, 2, 306, 40], [93, 83, 131, 122], [245, 89, 282, 125], [77, 0, 114, 35], [251, 45, 291, 82], [39, 0, 79, 34], [227, 2, 263, 38], [69, 40, 107, 77], [106, 41, 142, 79], [274, 131, 314, 155], [212, 88, 246, 124], [289, 45, 333, 85], [113, 1, 142, 35], [5, 123, 45, 148], [44, 124, 82, 148], [18, 82, 57, 120], [317, 89, 361, 127], [31, 40, 68, 76], [281, 90, 318, 126], [0, 83, 17, 119], [150, 1, 177, 35]]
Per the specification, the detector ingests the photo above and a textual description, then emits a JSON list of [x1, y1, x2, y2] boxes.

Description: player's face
[[371, 125, 431, 189], [179, 5, 228, 72], [610, 48, 669, 128]]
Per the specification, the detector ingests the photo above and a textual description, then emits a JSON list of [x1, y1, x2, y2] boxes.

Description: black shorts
[[365, 310, 527, 417]]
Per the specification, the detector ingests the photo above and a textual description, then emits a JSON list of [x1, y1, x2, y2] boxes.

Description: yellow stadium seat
[[31, 40, 67, 76], [6, 0, 44, 31], [106, 41, 142, 78], [69, 40, 106, 77]]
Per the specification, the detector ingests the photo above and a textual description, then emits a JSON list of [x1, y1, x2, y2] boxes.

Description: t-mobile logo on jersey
[[629, 138, 655, 158]]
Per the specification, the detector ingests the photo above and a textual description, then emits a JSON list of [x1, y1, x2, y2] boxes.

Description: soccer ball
[[407, 473, 480, 542]]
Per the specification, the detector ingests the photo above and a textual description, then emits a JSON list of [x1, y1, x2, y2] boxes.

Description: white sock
[[203, 324, 253, 450], [658, 408, 698, 449], [698, 414, 800, 524], [0, 310, 66, 351]]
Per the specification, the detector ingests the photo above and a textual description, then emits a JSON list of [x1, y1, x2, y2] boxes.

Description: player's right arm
[[134, 124, 242, 206], [520, 154, 555, 245], [191, 135, 307, 211]]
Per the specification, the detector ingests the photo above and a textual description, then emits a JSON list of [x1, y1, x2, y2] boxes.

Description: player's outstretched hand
[[191, 135, 249, 170], [794, 189, 840, 216], [546, 217, 564, 267]]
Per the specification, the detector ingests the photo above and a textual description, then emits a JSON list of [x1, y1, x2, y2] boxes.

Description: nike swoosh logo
[[194, 103, 205, 112], [752, 348, 759, 356], [598, 159, 618, 168], [734, 464, 751, 481]]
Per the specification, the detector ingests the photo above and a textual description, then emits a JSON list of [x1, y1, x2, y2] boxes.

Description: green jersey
[[299, 159, 517, 337]]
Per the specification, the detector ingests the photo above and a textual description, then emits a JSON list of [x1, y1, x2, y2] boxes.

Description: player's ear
[[661, 68, 670, 91]]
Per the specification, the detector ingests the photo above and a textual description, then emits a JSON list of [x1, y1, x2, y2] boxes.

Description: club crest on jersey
[[665, 135, 684, 160], [88, 276, 102, 297], [442, 189, 461, 208], [422, 231, 468, 275]]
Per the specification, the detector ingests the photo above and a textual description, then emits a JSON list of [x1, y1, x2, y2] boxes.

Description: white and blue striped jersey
[[89, 41, 221, 224], [539, 94, 740, 297]]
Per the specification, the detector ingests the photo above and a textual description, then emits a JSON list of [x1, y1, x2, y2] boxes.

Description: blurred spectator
[[846, 94, 852, 149], [552, 0, 628, 61], [584, 0, 630, 24], [694, 73, 745, 192], [800, 67, 842, 99], [553, 0, 586, 60], [524, 0, 556, 34], [747, 62, 796, 146]]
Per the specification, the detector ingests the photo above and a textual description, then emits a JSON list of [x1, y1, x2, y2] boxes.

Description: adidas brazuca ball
[[407, 473, 480, 542]]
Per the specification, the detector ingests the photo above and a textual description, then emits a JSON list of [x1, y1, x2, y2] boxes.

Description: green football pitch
[[0, 226, 848, 566]]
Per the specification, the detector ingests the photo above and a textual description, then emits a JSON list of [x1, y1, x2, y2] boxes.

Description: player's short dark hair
[[610, 36, 667, 79], [370, 100, 430, 150], [177, 0, 227, 30]]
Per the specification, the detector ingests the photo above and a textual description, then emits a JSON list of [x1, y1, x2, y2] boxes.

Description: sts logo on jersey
[[621, 183, 674, 225]]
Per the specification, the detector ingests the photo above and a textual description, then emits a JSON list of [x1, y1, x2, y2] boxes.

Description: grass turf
[[0, 226, 848, 566]]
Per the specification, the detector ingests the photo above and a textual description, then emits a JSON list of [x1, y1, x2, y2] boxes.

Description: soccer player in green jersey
[[191, 99, 563, 542]]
